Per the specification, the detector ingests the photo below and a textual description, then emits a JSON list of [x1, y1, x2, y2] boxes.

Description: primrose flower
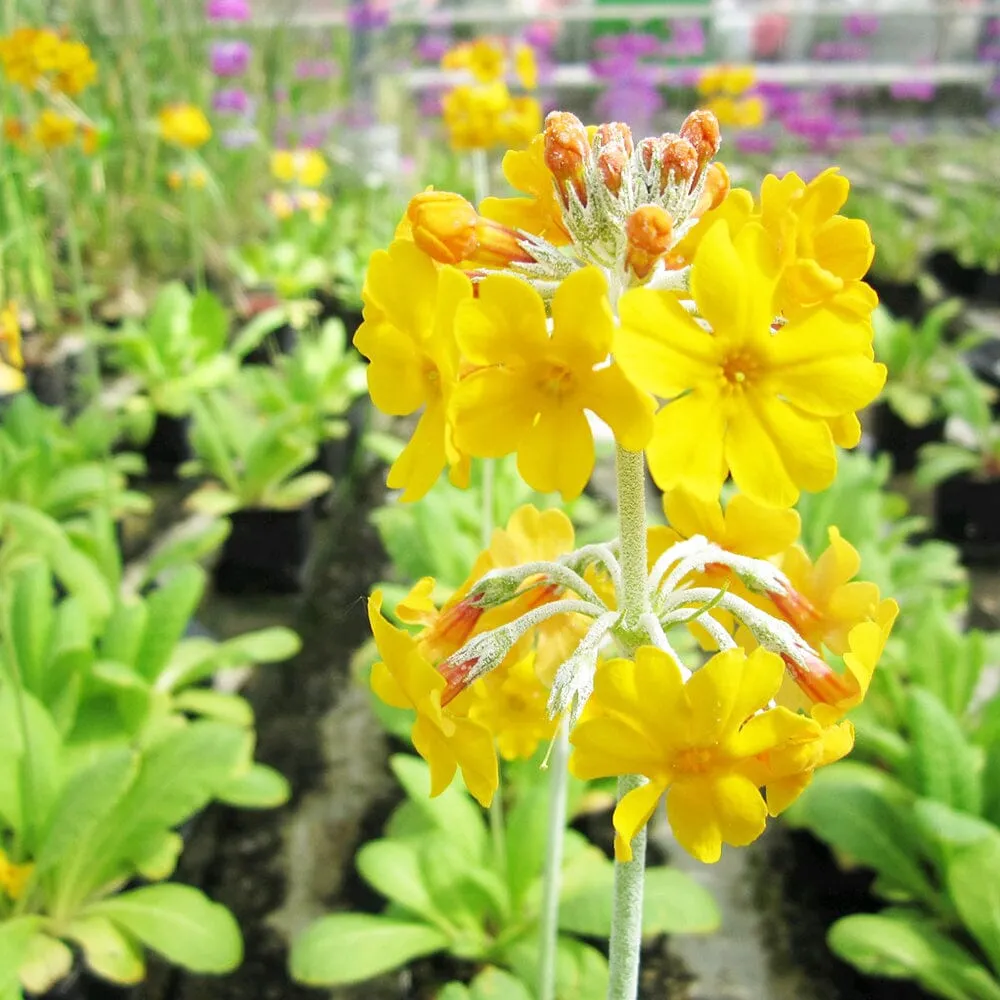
[[615, 220, 886, 508], [159, 104, 212, 149], [353, 240, 473, 501], [0, 303, 25, 394], [451, 267, 655, 500], [31, 108, 76, 149], [0, 848, 33, 900], [570, 646, 824, 863], [270, 148, 328, 187], [368, 591, 498, 806], [0, 28, 96, 94]]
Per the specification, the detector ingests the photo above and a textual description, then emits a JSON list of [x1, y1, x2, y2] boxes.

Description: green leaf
[[173, 690, 254, 726], [289, 914, 449, 986], [89, 884, 242, 974], [18, 933, 73, 994], [436, 984, 471, 1000], [504, 775, 550, 907], [947, 838, 1000, 977], [502, 934, 608, 1000], [829, 911, 1000, 1000], [140, 517, 231, 586], [558, 864, 719, 938], [190, 290, 229, 357], [217, 763, 290, 809], [266, 472, 332, 509], [230, 307, 288, 359], [908, 687, 981, 814], [185, 486, 241, 517], [65, 915, 145, 985], [0, 919, 43, 996], [217, 627, 301, 666], [133, 830, 183, 881], [135, 565, 206, 682], [355, 838, 450, 930], [390, 755, 487, 862], [468, 967, 534, 1000]]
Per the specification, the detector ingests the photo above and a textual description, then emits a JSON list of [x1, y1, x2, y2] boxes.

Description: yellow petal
[[412, 714, 459, 797], [724, 494, 801, 558], [517, 403, 594, 499], [583, 365, 655, 452], [452, 368, 539, 457], [663, 488, 727, 543], [355, 321, 425, 415], [570, 716, 663, 780], [612, 781, 666, 862], [551, 267, 614, 367], [365, 241, 439, 340], [371, 660, 412, 710], [813, 216, 874, 281], [647, 390, 728, 502], [455, 273, 548, 366], [668, 774, 766, 863], [387, 397, 448, 502], [451, 717, 499, 807]]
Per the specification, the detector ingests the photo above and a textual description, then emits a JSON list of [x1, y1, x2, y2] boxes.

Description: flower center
[[719, 349, 761, 391], [538, 362, 575, 399], [422, 359, 442, 396], [673, 746, 717, 775]]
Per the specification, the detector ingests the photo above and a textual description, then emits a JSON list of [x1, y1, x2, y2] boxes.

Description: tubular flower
[[368, 591, 498, 806], [781, 598, 898, 727], [451, 266, 655, 500], [0, 303, 25, 394], [158, 104, 212, 149], [616, 219, 886, 508], [570, 646, 824, 863], [354, 239, 474, 501], [767, 527, 880, 656], [469, 652, 557, 760]]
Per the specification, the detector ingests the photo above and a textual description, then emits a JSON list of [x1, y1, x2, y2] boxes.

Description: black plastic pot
[[928, 251, 983, 298], [315, 398, 370, 484], [24, 336, 97, 412], [965, 337, 1000, 417], [977, 269, 1000, 307], [241, 324, 298, 367], [871, 403, 945, 474], [141, 413, 192, 481], [934, 474, 1000, 565], [36, 964, 135, 1000], [213, 505, 313, 594], [870, 278, 924, 322]]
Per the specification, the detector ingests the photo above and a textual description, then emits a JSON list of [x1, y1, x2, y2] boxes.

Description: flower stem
[[538, 716, 570, 1000], [184, 154, 205, 294], [471, 147, 490, 205], [607, 445, 651, 1000]]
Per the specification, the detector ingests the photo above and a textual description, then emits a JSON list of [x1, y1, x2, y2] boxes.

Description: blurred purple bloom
[[299, 129, 327, 149], [344, 105, 375, 129], [781, 109, 839, 149], [981, 44, 1000, 63], [890, 78, 935, 101], [594, 32, 659, 59], [524, 22, 558, 53], [294, 58, 340, 80], [416, 32, 451, 62], [663, 19, 705, 58], [734, 132, 775, 154], [212, 87, 253, 113], [596, 81, 662, 135], [668, 66, 702, 87], [988, 18, 1000, 38], [990, 73, 1000, 98], [210, 41, 251, 76], [757, 82, 802, 116], [346, 0, 389, 32], [206, 0, 250, 22], [843, 14, 879, 37], [419, 91, 443, 118], [220, 126, 259, 148], [813, 40, 870, 61]]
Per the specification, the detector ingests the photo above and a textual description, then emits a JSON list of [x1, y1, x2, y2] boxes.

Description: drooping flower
[[353, 240, 473, 501], [616, 220, 886, 508], [368, 590, 498, 806], [159, 104, 212, 148], [451, 267, 655, 500], [0, 303, 25, 395], [570, 646, 823, 863]]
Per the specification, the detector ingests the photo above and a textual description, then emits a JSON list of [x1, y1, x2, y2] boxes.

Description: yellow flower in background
[[158, 104, 211, 149], [50, 38, 96, 95], [499, 95, 543, 150], [354, 240, 474, 501], [514, 43, 538, 90], [267, 190, 295, 220], [167, 166, 208, 191], [297, 189, 331, 222], [0, 27, 96, 95], [271, 148, 328, 188], [479, 133, 572, 245], [698, 64, 756, 96], [0, 848, 33, 900], [0, 302, 25, 394], [3, 117, 28, 150], [451, 267, 655, 500], [706, 96, 765, 129], [616, 220, 886, 508], [467, 38, 506, 83], [368, 590, 498, 806], [32, 108, 75, 149], [442, 81, 510, 150], [470, 652, 557, 760], [570, 646, 822, 863]]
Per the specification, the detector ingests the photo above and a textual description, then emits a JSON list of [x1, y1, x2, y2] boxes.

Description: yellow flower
[[51, 39, 97, 95], [368, 590, 498, 806], [615, 220, 886, 508], [469, 652, 557, 760], [451, 267, 655, 500], [570, 646, 822, 863], [32, 108, 76, 149], [267, 190, 295, 220], [0, 28, 50, 88], [698, 65, 756, 97], [499, 95, 543, 151], [769, 527, 880, 656], [781, 598, 898, 727], [467, 38, 506, 83], [168, 167, 208, 191], [479, 133, 572, 245], [442, 82, 510, 150], [0, 302, 25, 394], [0, 847, 33, 900], [158, 104, 212, 149], [354, 240, 473, 501], [514, 43, 538, 90], [298, 190, 331, 222], [272, 148, 328, 187]]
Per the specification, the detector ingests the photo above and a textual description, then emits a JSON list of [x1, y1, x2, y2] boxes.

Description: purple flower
[[757, 82, 802, 116], [346, 0, 389, 32], [981, 44, 1000, 63], [990, 73, 1000, 98], [210, 40, 251, 76], [220, 126, 259, 148], [212, 87, 252, 113], [206, 0, 250, 22], [987, 18, 1000, 38], [668, 66, 702, 88], [416, 32, 451, 62], [419, 91, 443, 118], [294, 58, 340, 80], [890, 78, 935, 101], [524, 22, 558, 54], [663, 19, 705, 58], [593, 32, 659, 60], [734, 132, 775, 155], [596, 80, 662, 135], [843, 13, 879, 37]]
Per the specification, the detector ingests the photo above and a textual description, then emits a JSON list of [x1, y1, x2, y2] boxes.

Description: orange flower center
[[719, 348, 762, 391], [538, 362, 575, 399], [673, 746, 717, 775]]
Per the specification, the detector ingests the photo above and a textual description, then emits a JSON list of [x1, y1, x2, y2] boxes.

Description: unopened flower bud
[[595, 121, 634, 156], [658, 133, 699, 191], [407, 190, 479, 265], [637, 136, 657, 173], [625, 205, 674, 280], [439, 625, 518, 705], [781, 650, 854, 708], [544, 110, 589, 207], [679, 109, 722, 170], [594, 121, 633, 195], [696, 162, 730, 215], [470, 217, 534, 268]]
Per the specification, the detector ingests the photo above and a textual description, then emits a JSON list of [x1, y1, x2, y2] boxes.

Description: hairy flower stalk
[[360, 103, 891, 1000]]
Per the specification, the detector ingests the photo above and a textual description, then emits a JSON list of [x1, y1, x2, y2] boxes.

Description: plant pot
[[241, 324, 298, 366], [37, 964, 136, 1000], [213, 505, 313, 594], [23, 334, 97, 412], [871, 403, 945, 474], [927, 250, 982, 298], [141, 413, 192, 482], [977, 269, 1000, 307], [316, 398, 370, 485], [934, 474, 1000, 565], [964, 337, 1000, 417], [870, 278, 924, 322]]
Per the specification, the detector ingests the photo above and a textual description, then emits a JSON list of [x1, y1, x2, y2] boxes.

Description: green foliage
[[289, 755, 719, 995]]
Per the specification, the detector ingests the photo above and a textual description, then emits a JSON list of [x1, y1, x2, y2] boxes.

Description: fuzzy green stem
[[607, 445, 651, 1000], [489, 787, 507, 881], [538, 717, 570, 1000], [471, 147, 490, 206]]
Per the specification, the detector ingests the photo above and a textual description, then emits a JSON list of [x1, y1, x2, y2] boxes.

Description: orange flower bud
[[680, 109, 722, 170], [658, 133, 699, 191], [543, 110, 590, 206], [470, 217, 534, 268], [637, 137, 657, 173], [595, 121, 634, 156], [595, 121, 633, 195], [625, 205, 674, 280], [693, 162, 731, 217], [781, 651, 855, 710], [407, 190, 479, 265]]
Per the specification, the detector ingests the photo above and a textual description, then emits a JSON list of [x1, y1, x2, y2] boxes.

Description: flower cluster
[[266, 148, 330, 222], [0, 303, 26, 395], [439, 37, 542, 151], [0, 27, 99, 153], [159, 104, 212, 149], [697, 65, 765, 129], [360, 106, 892, 864]]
